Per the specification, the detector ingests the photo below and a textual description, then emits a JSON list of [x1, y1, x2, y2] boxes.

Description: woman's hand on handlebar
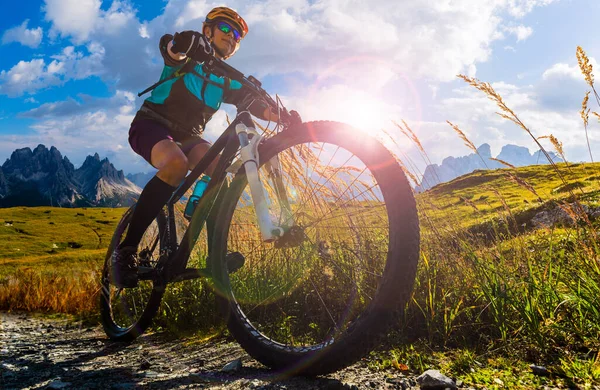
[[171, 31, 214, 63]]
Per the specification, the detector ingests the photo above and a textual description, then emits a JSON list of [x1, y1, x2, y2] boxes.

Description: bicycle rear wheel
[[211, 121, 420, 375], [100, 206, 168, 341]]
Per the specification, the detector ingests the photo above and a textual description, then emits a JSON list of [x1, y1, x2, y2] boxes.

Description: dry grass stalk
[[446, 121, 477, 154], [379, 128, 422, 187], [538, 134, 567, 163], [581, 91, 591, 128], [579, 91, 594, 162], [576, 47, 598, 163], [446, 121, 488, 168], [488, 187, 518, 230], [393, 120, 420, 151], [460, 196, 479, 212], [458, 75, 567, 184], [489, 157, 515, 169], [393, 120, 440, 185], [505, 172, 543, 203], [557, 201, 594, 229], [577, 46, 595, 88], [396, 158, 420, 187]]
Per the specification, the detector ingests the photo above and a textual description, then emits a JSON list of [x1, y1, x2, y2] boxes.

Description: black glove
[[289, 110, 302, 126], [171, 31, 214, 62], [280, 109, 302, 127]]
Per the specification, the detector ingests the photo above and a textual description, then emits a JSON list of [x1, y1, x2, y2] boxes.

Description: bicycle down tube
[[164, 110, 296, 281]]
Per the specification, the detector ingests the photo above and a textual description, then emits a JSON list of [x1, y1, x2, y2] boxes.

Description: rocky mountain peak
[[477, 143, 492, 158], [0, 145, 140, 207], [0, 167, 7, 198], [416, 143, 563, 192]]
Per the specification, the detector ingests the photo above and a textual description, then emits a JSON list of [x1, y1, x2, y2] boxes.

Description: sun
[[334, 93, 390, 133]]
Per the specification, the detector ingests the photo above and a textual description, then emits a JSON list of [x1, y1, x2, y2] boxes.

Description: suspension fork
[[236, 112, 295, 242], [264, 155, 294, 227]]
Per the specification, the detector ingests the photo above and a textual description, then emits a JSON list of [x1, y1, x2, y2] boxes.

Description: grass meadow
[[2, 47, 600, 388]]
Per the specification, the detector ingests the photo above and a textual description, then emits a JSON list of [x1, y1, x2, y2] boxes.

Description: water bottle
[[184, 175, 211, 221]]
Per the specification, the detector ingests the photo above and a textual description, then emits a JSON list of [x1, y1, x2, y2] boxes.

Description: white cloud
[[29, 0, 561, 96], [435, 74, 598, 165], [0, 44, 105, 97], [504, 0, 558, 18], [2, 0, 566, 172], [0, 59, 59, 97], [542, 62, 583, 81], [537, 59, 596, 111], [504, 25, 533, 41], [44, 0, 101, 42], [1, 19, 43, 48], [12, 90, 142, 171], [138, 0, 558, 84]]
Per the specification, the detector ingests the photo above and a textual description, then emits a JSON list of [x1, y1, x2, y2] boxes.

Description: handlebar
[[203, 56, 297, 126]]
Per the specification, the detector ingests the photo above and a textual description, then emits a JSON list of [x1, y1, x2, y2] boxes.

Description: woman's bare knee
[[150, 140, 189, 186]]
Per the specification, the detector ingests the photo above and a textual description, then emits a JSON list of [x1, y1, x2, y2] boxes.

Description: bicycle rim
[[213, 121, 419, 372], [100, 208, 166, 340]]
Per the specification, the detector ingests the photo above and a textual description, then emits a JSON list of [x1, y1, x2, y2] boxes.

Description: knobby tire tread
[[99, 206, 167, 342], [211, 121, 420, 375]]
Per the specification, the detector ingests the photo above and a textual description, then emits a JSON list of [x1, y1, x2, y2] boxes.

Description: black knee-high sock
[[119, 175, 177, 249]]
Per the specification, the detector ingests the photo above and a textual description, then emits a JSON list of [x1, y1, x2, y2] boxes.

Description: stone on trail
[[530, 364, 550, 376], [416, 369, 457, 390], [222, 358, 242, 372], [46, 379, 71, 389], [139, 357, 151, 370]]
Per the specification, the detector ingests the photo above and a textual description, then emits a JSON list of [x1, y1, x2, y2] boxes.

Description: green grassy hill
[[0, 207, 125, 275], [1, 163, 600, 386], [419, 162, 600, 234]]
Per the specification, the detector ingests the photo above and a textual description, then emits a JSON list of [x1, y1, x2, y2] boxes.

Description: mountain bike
[[99, 56, 420, 375]]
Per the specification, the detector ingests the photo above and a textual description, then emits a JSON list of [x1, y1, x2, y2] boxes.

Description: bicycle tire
[[211, 121, 420, 375], [100, 206, 168, 342]]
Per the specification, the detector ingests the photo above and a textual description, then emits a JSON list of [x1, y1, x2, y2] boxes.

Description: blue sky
[[0, 0, 598, 175]]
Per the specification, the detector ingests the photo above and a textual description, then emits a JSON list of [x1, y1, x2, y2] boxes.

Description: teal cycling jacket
[[135, 34, 267, 137]]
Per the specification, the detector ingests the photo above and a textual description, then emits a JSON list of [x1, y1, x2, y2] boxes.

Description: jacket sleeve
[[223, 79, 273, 120], [159, 34, 186, 67]]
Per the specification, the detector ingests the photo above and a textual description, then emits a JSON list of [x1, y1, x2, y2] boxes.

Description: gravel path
[[0, 312, 418, 389]]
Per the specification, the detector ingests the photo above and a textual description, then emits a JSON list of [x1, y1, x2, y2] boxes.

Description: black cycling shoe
[[226, 252, 245, 274], [111, 246, 139, 288]]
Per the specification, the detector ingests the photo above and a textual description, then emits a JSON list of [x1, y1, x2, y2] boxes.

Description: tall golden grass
[[0, 268, 100, 315], [1, 44, 600, 385]]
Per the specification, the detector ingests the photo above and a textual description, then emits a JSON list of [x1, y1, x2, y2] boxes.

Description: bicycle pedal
[[226, 252, 245, 274], [137, 266, 156, 280]]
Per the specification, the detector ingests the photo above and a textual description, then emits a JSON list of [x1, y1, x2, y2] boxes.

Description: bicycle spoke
[[303, 235, 378, 300], [224, 136, 397, 350], [308, 275, 341, 333]]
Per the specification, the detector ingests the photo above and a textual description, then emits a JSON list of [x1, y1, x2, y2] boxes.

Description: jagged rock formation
[[0, 145, 141, 207], [74, 153, 142, 207], [0, 167, 8, 198], [416, 144, 562, 192]]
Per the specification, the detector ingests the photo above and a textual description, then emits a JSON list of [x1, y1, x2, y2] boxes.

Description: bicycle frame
[[154, 110, 294, 285]]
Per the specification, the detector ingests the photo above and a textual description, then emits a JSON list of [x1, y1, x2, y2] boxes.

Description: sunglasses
[[216, 21, 241, 42]]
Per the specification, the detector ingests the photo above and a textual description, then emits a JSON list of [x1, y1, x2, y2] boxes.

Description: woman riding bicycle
[[111, 6, 279, 289]]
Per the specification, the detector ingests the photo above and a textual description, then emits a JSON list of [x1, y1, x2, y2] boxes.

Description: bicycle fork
[[235, 121, 293, 243]]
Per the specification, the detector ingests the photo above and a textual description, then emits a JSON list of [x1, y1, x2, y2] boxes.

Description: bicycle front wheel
[[211, 121, 420, 375]]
